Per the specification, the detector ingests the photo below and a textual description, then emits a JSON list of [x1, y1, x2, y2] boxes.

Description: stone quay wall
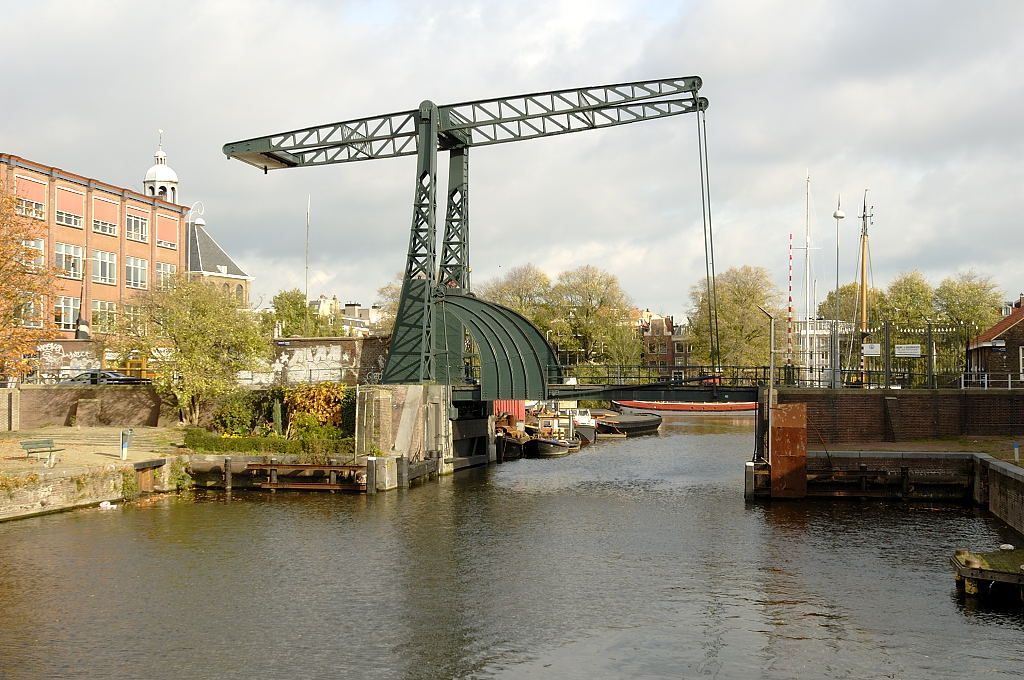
[[976, 455, 1024, 537]]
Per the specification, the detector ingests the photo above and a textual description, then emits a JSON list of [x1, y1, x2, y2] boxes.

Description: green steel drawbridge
[[223, 77, 713, 400]]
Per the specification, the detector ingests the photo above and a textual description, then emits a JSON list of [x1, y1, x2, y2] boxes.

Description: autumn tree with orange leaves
[[0, 191, 56, 378]]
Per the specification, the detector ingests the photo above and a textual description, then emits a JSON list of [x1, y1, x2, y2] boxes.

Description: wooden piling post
[[269, 457, 278, 490], [329, 459, 338, 488], [900, 466, 910, 498], [224, 457, 232, 491], [859, 463, 867, 496]]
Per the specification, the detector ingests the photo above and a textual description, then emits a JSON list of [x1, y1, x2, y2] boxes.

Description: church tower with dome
[[143, 130, 179, 203]]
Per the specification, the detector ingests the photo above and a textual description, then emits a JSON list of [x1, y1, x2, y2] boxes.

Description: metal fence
[[783, 321, 973, 389]]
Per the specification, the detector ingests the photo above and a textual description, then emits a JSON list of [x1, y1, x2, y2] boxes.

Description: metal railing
[[463, 363, 771, 387], [780, 366, 964, 390], [960, 372, 1024, 389]]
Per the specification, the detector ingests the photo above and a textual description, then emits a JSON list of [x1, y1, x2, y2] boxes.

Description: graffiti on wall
[[36, 343, 101, 380], [241, 342, 361, 385]]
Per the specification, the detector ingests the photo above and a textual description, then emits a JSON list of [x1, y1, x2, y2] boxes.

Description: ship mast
[[857, 190, 873, 379], [804, 173, 811, 378]]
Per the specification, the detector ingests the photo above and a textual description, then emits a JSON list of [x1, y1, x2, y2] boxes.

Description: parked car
[[61, 370, 152, 385]]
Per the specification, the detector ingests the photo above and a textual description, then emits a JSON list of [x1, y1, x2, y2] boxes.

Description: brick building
[[2, 147, 188, 338], [637, 312, 692, 378], [967, 295, 1024, 382], [186, 215, 252, 306]]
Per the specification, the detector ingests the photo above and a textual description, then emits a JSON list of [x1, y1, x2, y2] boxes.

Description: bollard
[[224, 456, 232, 491], [398, 456, 409, 489], [120, 428, 133, 461], [365, 456, 377, 495], [1014, 442, 1020, 464]]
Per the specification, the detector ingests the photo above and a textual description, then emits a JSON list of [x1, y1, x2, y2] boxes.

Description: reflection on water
[[0, 415, 1021, 679]]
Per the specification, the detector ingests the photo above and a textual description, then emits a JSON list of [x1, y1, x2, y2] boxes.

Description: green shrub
[[183, 427, 353, 460], [251, 387, 286, 432], [168, 457, 193, 491], [211, 391, 255, 435], [121, 469, 139, 501], [297, 436, 356, 464], [289, 411, 346, 441], [185, 428, 299, 454], [284, 383, 355, 435]]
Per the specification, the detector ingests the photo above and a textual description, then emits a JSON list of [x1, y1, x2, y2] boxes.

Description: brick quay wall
[[777, 388, 1024, 444]]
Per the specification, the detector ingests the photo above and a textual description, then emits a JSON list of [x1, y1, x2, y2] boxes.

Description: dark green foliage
[[121, 469, 139, 501], [272, 399, 283, 435], [289, 411, 343, 440], [251, 387, 287, 428], [211, 391, 256, 435], [168, 457, 193, 491], [185, 428, 299, 454], [340, 391, 356, 435]]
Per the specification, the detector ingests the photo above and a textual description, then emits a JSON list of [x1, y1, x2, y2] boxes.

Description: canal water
[[1, 416, 1022, 679]]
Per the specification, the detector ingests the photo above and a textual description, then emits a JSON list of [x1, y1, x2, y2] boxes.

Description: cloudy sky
[[4, 0, 1022, 322]]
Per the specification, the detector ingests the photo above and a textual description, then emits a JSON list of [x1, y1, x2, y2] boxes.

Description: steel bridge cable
[[701, 110, 721, 372], [696, 108, 720, 371]]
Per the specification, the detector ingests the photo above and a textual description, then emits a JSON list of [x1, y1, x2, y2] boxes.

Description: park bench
[[19, 439, 64, 464]]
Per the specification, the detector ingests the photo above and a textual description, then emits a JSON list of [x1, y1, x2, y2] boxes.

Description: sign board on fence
[[894, 344, 922, 358], [862, 343, 881, 357]]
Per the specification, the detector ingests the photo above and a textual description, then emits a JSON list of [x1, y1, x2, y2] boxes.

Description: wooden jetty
[[247, 461, 366, 493], [951, 546, 1024, 602]]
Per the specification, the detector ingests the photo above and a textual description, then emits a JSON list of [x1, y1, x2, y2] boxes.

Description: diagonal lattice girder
[[381, 102, 439, 384], [222, 77, 706, 170], [436, 146, 471, 386]]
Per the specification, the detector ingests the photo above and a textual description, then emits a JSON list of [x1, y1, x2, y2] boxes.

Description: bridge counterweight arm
[[222, 77, 706, 170]]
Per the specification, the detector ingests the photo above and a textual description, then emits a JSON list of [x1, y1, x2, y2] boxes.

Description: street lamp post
[[832, 197, 845, 389]]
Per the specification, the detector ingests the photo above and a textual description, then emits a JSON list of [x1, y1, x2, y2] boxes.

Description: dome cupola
[[143, 129, 180, 203]]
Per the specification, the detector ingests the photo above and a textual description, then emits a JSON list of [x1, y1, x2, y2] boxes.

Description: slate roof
[[971, 305, 1024, 346], [188, 222, 249, 278]]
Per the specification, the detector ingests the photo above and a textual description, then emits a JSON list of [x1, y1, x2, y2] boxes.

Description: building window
[[16, 198, 45, 220], [55, 243, 84, 279], [156, 262, 177, 290], [126, 256, 148, 289], [92, 300, 117, 334], [93, 251, 117, 285], [55, 210, 83, 228], [126, 214, 148, 242], [21, 239, 44, 269], [54, 296, 80, 331], [123, 303, 144, 334], [235, 284, 244, 302], [15, 299, 43, 328], [93, 218, 117, 236]]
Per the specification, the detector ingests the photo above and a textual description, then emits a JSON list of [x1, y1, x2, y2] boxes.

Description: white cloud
[[3, 0, 1023, 324]]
